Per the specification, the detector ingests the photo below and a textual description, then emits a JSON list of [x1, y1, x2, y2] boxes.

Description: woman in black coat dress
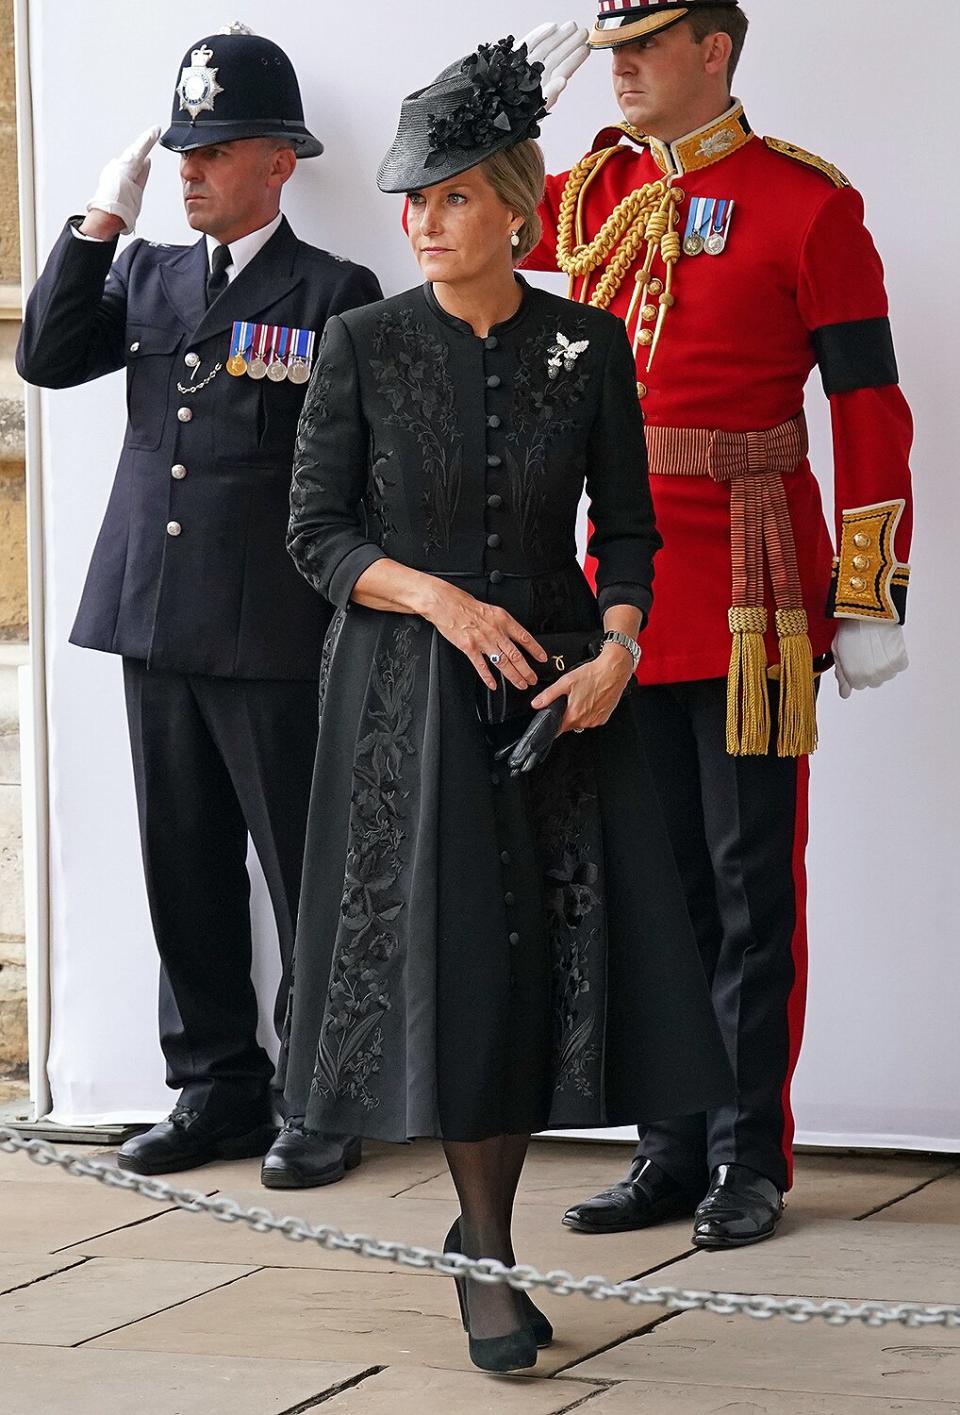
[[270, 39, 733, 1372]]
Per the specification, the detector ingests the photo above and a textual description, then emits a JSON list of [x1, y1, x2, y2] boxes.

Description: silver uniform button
[[184, 352, 200, 368], [129, 341, 140, 353], [167, 521, 182, 537], [177, 407, 192, 423], [171, 464, 187, 480]]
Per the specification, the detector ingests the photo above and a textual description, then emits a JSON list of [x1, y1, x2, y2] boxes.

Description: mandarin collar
[[423, 274, 534, 339], [645, 100, 753, 179]]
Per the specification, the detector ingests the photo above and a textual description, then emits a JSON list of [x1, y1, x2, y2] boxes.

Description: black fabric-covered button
[[490, 772, 501, 786], [487, 494, 503, 509], [486, 374, 502, 389], [485, 335, 499, 350], [489, 570, 504, 585], [500, 850, 511, 865], [509, 932, 520, 947], [487, 414, 501, 429], [487, 454, 502, 468], [504, 891, 515, 906], [486, 533, 502, 549]]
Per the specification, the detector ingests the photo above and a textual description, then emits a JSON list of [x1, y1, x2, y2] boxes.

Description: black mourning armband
[[812, 316, 899, 397]]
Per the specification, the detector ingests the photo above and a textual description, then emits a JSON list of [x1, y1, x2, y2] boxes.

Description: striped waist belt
[[646, 413, 817, 759]]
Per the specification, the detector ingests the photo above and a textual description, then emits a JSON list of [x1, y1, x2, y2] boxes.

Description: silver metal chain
[[3, 1125, 957, 1329]]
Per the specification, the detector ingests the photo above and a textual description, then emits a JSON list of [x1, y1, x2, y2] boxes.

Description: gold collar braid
[[555, 149, 685, 371]]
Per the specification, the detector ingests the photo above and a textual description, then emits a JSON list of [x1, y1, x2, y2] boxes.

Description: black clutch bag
[[478, 631, 601, 727]]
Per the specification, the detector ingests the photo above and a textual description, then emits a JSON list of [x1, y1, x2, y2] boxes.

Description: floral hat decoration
[[377, 37, 547, 194]]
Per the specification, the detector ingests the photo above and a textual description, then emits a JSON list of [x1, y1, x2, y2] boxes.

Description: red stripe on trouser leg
[[779, 754, 810, 1189]]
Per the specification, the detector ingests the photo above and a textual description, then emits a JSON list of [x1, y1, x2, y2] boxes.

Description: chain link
[[3, 1125, 957, 1329]]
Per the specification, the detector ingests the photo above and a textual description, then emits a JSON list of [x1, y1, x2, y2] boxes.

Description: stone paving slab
[[645, 1217, 960, 1304], [572, 1309, 960, 1403], [0, 1250, 87, 1295], [869, 1170, 960, 1225], [788, 1154, 958, 1221], [318, 1365, 604, 1413], [71, 1186, 695, 1279], [0, 1256, 258, 1346], [89, 1265, 670, 1376], [0, 1346, 374, 1415], [571, 1377, 960, 1413], [0, 1179, 184, 1253], [0, 1145, 113, 1184]]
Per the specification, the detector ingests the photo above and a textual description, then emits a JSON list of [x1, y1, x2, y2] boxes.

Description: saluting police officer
[[17, 25, 382, 1183]]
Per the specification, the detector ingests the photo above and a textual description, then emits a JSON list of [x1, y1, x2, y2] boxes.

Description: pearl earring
[[511, 231, 521, 248]]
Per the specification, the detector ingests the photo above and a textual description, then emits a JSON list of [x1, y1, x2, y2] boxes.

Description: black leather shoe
[[693, 1163, 784, 1248], [260, 1123, 362, 1189], [117, 1105, 277, 1176], [563, 1156, 697, 1234]]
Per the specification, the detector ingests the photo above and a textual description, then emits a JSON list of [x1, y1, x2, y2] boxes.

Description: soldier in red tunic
[[524, 3, 913, 1246]]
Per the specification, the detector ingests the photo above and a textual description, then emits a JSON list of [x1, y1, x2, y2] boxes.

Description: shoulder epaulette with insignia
[[763, 137, 851, 189], [590, 121, 646, 156]]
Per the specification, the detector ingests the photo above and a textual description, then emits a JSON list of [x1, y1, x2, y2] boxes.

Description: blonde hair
[[480, 140, 546, 265]]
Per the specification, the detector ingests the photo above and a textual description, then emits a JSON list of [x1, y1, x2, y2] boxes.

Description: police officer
[[17, 25, 382, 1182], [524, 4, 913, 1245]]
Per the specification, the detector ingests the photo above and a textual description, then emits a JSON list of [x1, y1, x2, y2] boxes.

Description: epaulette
[[590, 121, 646, 156], [763, 137, 850, 189]]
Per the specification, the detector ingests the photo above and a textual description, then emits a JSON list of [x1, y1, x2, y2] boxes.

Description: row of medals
[[683, 229, 727, 257], [226, 349, 312, 384]]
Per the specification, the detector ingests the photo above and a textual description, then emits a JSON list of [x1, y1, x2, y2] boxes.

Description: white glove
[[832, 620, 909, 700], [87, 126, 161, 236], [519, 21, 591, 111]]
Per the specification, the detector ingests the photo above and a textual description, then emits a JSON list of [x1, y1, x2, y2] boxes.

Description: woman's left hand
[[530, 643, 635, 734]]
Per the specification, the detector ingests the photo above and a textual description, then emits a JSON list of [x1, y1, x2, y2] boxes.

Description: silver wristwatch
[[601, 629, 642, 672]]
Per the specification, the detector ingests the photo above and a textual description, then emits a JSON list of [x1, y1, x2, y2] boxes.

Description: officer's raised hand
[[517, 21, 590, 110], [83, 126, 162, 239]]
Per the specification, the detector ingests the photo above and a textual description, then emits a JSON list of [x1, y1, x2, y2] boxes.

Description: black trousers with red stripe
[[631, 678, 809, 1195]]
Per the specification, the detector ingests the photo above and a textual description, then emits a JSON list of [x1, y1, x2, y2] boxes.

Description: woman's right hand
[[419, 581, 548, 691]]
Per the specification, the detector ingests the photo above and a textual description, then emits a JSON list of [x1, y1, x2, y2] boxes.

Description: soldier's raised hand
[[87, 126, 162, 236], [518, 21, 591, 111]]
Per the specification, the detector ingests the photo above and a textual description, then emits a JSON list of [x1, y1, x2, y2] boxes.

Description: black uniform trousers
[[631, 678, 810, 1195], [123, 659, 319, 1118]]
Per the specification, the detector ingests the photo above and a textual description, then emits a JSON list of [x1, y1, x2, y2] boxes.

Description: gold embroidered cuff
[[829, 499, 909, 623]]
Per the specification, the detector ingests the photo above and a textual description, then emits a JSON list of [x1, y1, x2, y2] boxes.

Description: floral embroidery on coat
[[310, 619, 418, 1109], [288, 337, 335, 596], [507, 319, 591, 555], [369, 310, 462, 557], [531, 742, 603, 1099]]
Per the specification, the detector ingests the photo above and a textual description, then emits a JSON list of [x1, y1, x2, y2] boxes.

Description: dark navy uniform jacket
[[17, 216, 382, 679]]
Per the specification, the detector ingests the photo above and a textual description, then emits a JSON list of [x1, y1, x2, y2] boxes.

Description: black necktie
[[205, 243, 232, 306]]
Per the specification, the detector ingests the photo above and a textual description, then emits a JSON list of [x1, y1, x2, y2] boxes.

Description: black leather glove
[[496, 697, 567, 776]]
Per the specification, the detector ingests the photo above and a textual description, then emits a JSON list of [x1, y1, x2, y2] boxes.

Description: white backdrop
[[18, 0, 960, 1142]]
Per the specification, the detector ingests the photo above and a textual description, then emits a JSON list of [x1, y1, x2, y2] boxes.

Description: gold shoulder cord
[[555, 148, 685, 372], [763, 137, 851, 189]]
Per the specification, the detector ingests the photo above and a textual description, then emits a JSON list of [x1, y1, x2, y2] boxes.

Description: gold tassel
[[726, 606, 771, 756], [775, 608, 818, 758]]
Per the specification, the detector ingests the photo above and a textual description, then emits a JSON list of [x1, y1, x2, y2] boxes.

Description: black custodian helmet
[[159, 23, 323, 157]]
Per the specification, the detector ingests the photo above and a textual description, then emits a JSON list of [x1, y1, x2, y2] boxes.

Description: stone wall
[[0, 0, 29, 1089]]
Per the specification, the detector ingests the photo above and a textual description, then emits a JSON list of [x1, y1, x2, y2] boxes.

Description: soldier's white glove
[[519, 21, 591, 111], [87, 126, 161, 236], [833, 620, 909, 700]]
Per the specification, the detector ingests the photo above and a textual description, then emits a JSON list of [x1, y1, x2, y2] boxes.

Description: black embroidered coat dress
[[280, 279, 733, 1142]]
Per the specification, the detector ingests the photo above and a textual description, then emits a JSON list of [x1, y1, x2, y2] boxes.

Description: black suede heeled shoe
[[445, 1217, 553, 1348], [442, 1220, 539, 1372]]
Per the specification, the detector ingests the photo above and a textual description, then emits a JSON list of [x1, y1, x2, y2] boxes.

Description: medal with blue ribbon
[[683, 197, 715, 257], [286, 328, 316, 385], [705, 199, 735, 255], [226, 321, 251, 376], [267, 326, 291, 382]]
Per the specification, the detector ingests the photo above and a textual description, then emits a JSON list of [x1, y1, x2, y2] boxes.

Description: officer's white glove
[[832, 620, 909, 700], [87, 126, 161, 236], [519, 21, 591, 111]]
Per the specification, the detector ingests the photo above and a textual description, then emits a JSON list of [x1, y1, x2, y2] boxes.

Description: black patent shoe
[[562, 1156, 697, 1233], [445, 1217, 553, 1349], [693, 1163, 784, 1249], [117, 1105, 277, 1176], [442, 1227, 538, 1374], [260, 1123, 362, 1189]]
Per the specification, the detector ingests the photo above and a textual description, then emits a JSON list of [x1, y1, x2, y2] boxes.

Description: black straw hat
[[160, 24, 323, 157], [589, 0, 740, 49], [377, 37, 546, 194]]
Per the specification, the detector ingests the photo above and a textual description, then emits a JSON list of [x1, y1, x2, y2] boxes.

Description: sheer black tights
[[442, 1133, 530, 1339]]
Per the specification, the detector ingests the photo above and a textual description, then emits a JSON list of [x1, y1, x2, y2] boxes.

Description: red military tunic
[[526, 103, 913, 698]]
